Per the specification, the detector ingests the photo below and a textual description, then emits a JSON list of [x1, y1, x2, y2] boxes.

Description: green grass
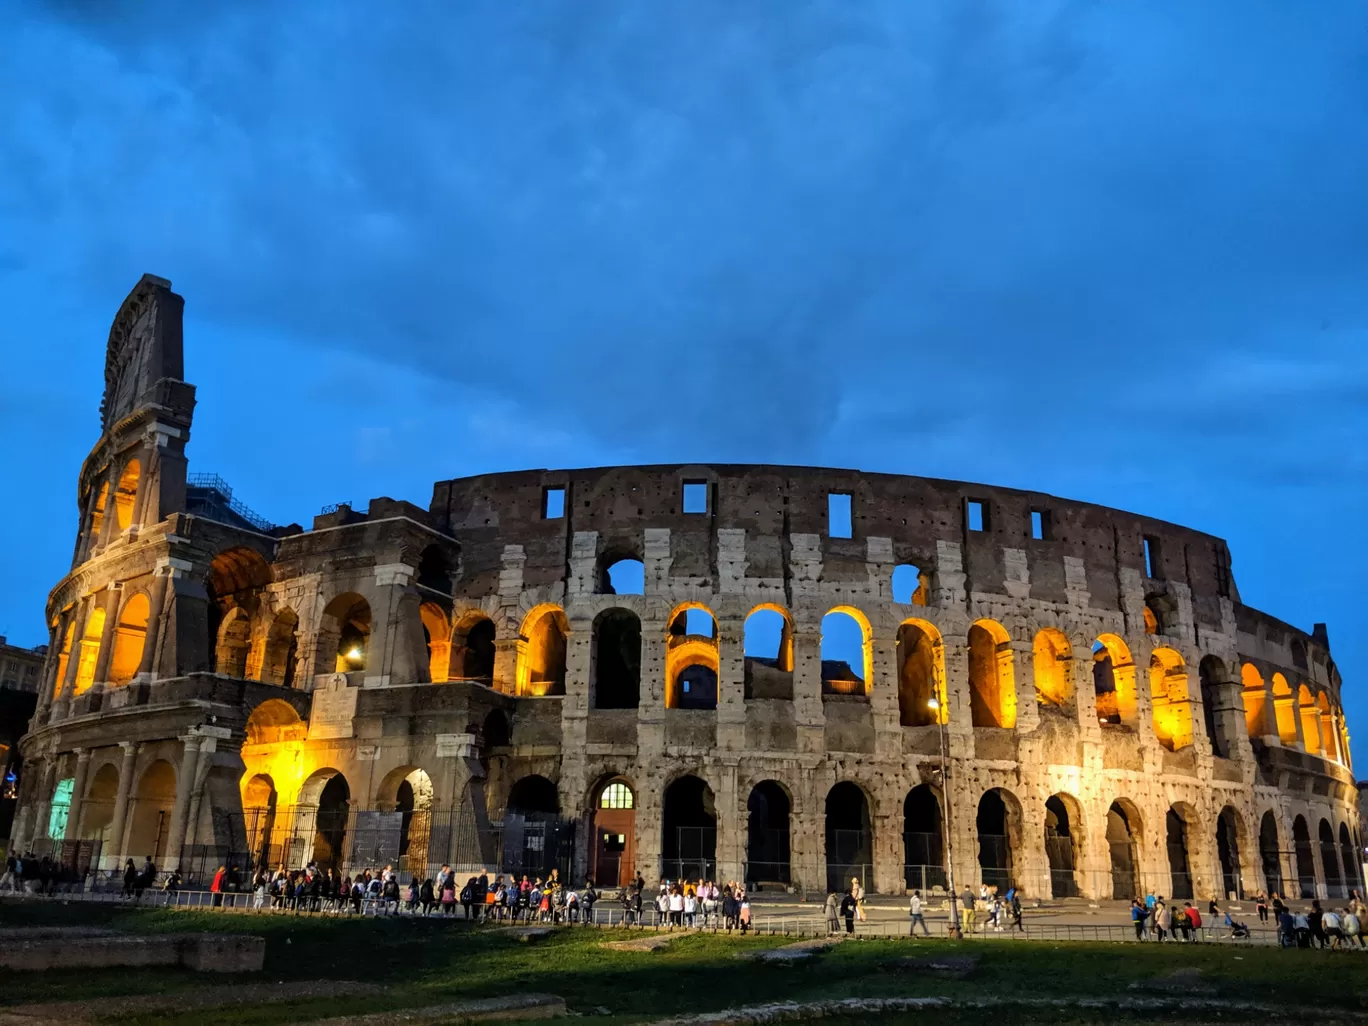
[[1, 901, 1365, 1025]]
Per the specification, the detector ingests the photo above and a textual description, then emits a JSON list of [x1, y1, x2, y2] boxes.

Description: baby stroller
[[1224, 913, 1250, 939]]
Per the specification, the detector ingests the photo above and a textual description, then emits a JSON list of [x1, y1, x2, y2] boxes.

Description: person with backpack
[[440, 876, 456, 915], [839, 888, 858, 934], [461, 877, 477, 920]]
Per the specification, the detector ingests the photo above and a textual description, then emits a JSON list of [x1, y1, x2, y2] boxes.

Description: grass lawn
[[1, 901, 1365, 1025]]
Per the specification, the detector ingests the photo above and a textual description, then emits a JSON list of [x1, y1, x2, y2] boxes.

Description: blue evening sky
[[1, 2, 1364, 766]]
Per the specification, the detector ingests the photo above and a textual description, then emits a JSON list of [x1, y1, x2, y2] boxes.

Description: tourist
[[840, 888, 858, 934], [1255, 890, 1269, 923], [0, 853, 16, 893], [909, 890, 929, 936], [1144, 889, 1156, 915], [582, 880, 598, 924], [683, 886, 697, 927], [851, 877, 866, 922], [162, 867, 182, 895], [1276, 906, 1296, 947], [210, 865, 227, 907], [1154, 899, 1170, 942], [135, 856, 156, 898], [669, 884, 685, 927], [1309, 900, 1328, 949], [441, 876, 456, 915], [1186, 901, 1203, 940], [122, 858, 137, 898], [461, 877, 478, 920], [1131, 898, 1147, 940], [1323, 908, 1345, 948], [739, 896, 752, 934], [826, 892, 841, 933], [1010, 889, 1024, 932], [1342, 906, 1363, 948], [960, 887, 976, 933]]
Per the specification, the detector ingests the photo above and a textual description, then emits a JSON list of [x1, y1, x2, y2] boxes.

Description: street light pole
[[930, 695, 962, 938]]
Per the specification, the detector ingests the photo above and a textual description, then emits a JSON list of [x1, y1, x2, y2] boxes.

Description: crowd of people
[[1125, 889, 1367, 947], [0, 851, 89, 895]]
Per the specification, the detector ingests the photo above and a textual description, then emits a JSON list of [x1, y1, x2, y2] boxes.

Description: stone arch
[[108, 592, 150, 686], [1258, 810, 1284, 897], [592, 608, 641, 709], [520, 604, 568, 696], [1339, 822, 1361, 897], [1165, 802, 1200, 900], [1106, 798, 1142, 899], [825, 780, 873, 893], [968, 619, 1015, 727], [380, 767, 434, 866], [1216, 805, 1247, 899], [113, 457, 140, 531], [1032, 627, 1072, 709], [214, 606, 252, 678], [902, 783, 945, 891], [73, 606, 107, 696], [746, 780, 792, 886], [1045, 792, 1085, 898], [897, 618, 943, 727], [821, 607, 872, 697], [507, 774, 560, 815], [662, 774, 716, 880], [52, 620, 75, 698], [261, 607, 300, 687], [244, 698, 306, 745], [420, 602, 452, 684], [1149, 647, 1193, 751], [590, 775, 636, 887], [1292, 814, 1316, 898], [450, 611, 495, 682], [319, 592, 371, 674], [1298, 685, 1322, 755], [126, 759, 176, 862], [743, 603, 793, 700], [977, 787, 1023, 892], [242, 773, 279, 870], [1271, 673, 1297, 745], [1240, 663, 1266, 738], [1093, 634, 1137, 727], [86, 480, 109, 553], [482, 708, 511, 749], [667, 603, 718, 709], [1319, 818, 1344, 898], [1316, 693, 1338, 763], [206, 548, 273, 671], [891, 563, 929, 606], [1198, 655, 1236, 758], [598, 554, 645, 596], [81, 762, 121, 845], [298, 768, 350, 871]]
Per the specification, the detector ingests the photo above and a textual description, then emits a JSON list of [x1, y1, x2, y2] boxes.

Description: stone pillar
[[790, 771, 825, 898], [163, 735, 204, 870], [136, 573, 171, 680], [106, 742, 140, 867], [637, 618, 668, 754], [1010, 639, 1040, 733], [91, 590, 121, 688], [715, 760, 742, 884], [59, 601, 88, 698], [493, 638, 521, 695], [128, 442, 155, 531], [791, 627, 825, 753], [715, 618, 745, 751], [940, 628, 974, 754], [68, 748, 92, 838], [31, 760, 58, 848], [871, 781, 903, 895], [869, 633, 901, 758]]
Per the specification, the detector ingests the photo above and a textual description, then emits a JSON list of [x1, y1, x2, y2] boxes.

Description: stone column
[[128, 442, 155, 531], [1010, 639, 1040, 733], [637, 618, 668, 754], [790, 627, 825, 753], [163, 735, 204, 870], [871, 781, 904, 895], [715, 617, 745, 751], [91, 590, 121, 688], [106, 742, 140, 867], [494, 638, 521, 695], [715, 760, 742, 884], [31, 760, 58, 848], [68, 749, 92, 838], [56, 600, 88, 707], [869, 633, 901, 758]]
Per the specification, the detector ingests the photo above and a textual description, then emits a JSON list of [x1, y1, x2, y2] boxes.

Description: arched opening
[[81, 763, 120, 846], [821, 609, 870, 697], [86, 481, 108, 553], [1298, 685, 1322, 755], [1339, 823, 1361, 897], [451, 615, 495, 682], [243, 773, 279, 872], [108, 593, 149, 686], [261, 608, 300, 687], [1216, 806, 1244, 899], [746, 781, 791, 886], [593, 609, 641, 709], [1032, 628, 1072, 709], [1143, 604, 1159, 635], [416, 544, 453, 595], [1259, 812, 1284, 898], [113, 458, 140, 531], [968, 620, 1015, 727], [1292, 815, 1316, 898], [1106, 800, 1141, 899], [1199, 656, 1233, 758], [1045, 794, 1083, 898], [891, 563, 928, 606], [214, 607, 252, 678], [744, 605, 793, 700], [599, 557, 645, 596], [1319, 819, 1344, 898], [521, 606, 568, 696], [73, 607, 106, 696], [903, 784, 945, 891], [52, 621, 74, 698], [387, 769, 434, 870], [1092, 635, 1137, 727], [662, 775, 716, 880], [1240, 663, 1267, 738], [321, 593, 371, 674], [1165, 806, 1194, 899], [206, 548, 272, 676], [507, 775, 560, 815], [897, 620, 942, 727], [244, 699, 306, 745], [1316, 693, 1338, 763], [591, 778, 635, 887], [1149, 648, 1192, 751], [977, 789, 1017, 892], [420, 602, 452, 684], [667, 605, 719, 709], [1271, 674, 1297, 745], [825, 781, 872, 893], [482, 709, 511, 749], [126, 759, 176, 862], [300, 770, 351, 872]]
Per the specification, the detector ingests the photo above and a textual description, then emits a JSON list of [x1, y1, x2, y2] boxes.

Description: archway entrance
[[394, 769, 434, 874], [1165, 807, 1193, 899], [977, 789, 1015, 892], [503, 774, 563, 882], [1340, 824, 1361, 898], [1045, 795, 1081, 898], [1259, 812, 1284, 897], [662, 776, 716, 881], [825, 782, 872, 893], [746, 781, 791, 887], [301, 772, 350, 871], [590, 779, 635, 888], [243, 774, 279, 871], [1292, 816, 1316, 898], [1320, 819, 1344, 899], [903, 785, 945, 892], [126, 760, 176, 862], [1106, 801, 1140, 899], [1216, 807, 1244, 899]]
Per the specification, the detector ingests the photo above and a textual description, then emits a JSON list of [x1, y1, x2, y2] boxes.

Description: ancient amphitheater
[[9, 275, 1362, 903]]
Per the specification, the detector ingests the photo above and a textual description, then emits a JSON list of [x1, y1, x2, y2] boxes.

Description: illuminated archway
[[897, 619, 943, 726], [126, 759, 176, 861], [1240, 663, 1266, 738], [1149, 648, 1192, 751], [113, 458, 140, 531], [821, 608, 872, 697], [261, 608, 300, 687], [1032, 628, 1072, 708], [323, 593, 371, 674], [73, 607, 106, 696], [1093, 634, 1137, 727], [520, 605, 568, 696], [968, 619, 1015, 727], [744, 604, 793, 700], [1271, 674, 1297, 745], [52, 620, 74, 698], [108, 593, 149, 686], [1298, 685, 1322, 755], [667, 604, 718, 709], [420, 602, 452, 683]]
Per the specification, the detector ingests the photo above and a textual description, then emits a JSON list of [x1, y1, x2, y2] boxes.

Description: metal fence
[[661, 826, 716, 882]]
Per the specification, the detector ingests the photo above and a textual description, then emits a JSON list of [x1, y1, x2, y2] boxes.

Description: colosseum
[[9, 274, 1362, 904]]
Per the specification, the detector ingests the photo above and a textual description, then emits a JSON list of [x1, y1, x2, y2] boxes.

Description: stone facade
[[0, 636, 46, 694], [9, 275, 1362, 903]]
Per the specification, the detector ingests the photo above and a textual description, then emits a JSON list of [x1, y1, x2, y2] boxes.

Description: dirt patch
[[300, 993, 565, 1024], [603, 933, 679, 952], [883, 953, 979, 978], [0, 981, 385, 1024]]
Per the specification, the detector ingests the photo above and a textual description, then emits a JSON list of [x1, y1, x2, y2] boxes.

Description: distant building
[[0, 636, 45, 694]]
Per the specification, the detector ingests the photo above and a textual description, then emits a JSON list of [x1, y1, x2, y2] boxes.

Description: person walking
[[839, 888, 858, 934], [825, 892, 840, 934], [851, 877, 866, 922], [1186, 901, 1202, 940], [210, 865, 227, 907], [960, 887, 976, 933], [908, 890, 930, 936], [1010, 890, 1024, 932]]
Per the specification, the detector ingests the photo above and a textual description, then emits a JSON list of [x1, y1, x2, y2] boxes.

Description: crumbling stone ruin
[[9, 275, 1361, 902]]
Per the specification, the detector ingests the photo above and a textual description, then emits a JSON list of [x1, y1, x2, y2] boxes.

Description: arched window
[[108, 593, 149, 686], [599, 558, 645, 596], [1271, 674, 1297, 745], [743, 605, 792, 700], [968, 619, 1015, 728], [891, 563, 928, 606], [73, 608, 106, 696], [261, 608, 300, 687], [507, 775, 560, 816], [896, 620, 941, 727], [323, 593, 372, 673], [86, 481, 108, 555], [113, 458, 140, 531], [214, 607, 252, 678], [420, 603, 452, 684], [521, 606, 568, 696], [599, 780, 635, 809], [821, 608, 870, 697], [593, 609, 641, 709], [1032, 628, 1072, 708], [53, 620, 74, 698], [1298, 685, 1322, 755], [451, 615, 495, 682], [1199, 656, 1233, 758], [1149, 648, 1192, 751], [667, 604, 718, 709], [1240, 663, 1266, 738], [1092, 634, 1136, 727]]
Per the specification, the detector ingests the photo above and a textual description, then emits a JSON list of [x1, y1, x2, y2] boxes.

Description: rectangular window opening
[[1144, 536, 1160, 578], [828, 493, 852, 538], [542, 487, 565, 520], [1030, 509, 1049, 541], [967, 500, 987, 533], [682, 480, 708, 514]]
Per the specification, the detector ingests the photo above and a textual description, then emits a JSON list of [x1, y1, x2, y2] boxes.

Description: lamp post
[[929, 695, 962, 938]]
